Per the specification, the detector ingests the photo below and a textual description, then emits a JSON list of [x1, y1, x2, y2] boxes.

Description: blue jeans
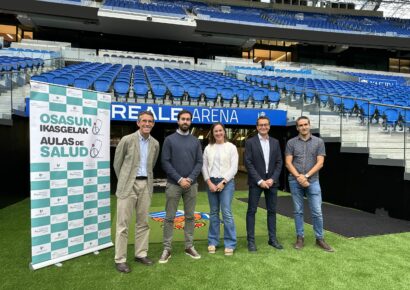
[[289, 177, 324, 239], [207, 178, 237, 249]]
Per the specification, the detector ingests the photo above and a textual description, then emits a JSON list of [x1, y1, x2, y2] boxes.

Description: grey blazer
[[113, 131, 160, 198]]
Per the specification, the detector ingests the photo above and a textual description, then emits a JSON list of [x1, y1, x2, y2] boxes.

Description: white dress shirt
[[258, 133, 270, 174]]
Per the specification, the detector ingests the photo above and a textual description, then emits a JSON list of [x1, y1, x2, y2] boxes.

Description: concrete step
[[0, 113, 12, 120], [284, 100, 409, 179]]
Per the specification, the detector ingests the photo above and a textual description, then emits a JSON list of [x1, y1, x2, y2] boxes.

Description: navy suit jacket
[[244, 134, 283, 188]]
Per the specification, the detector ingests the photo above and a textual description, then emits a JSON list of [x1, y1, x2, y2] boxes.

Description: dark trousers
[[246, 185, 278, 243]]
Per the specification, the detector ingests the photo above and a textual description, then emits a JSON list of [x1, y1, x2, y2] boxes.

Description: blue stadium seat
[[114, 80, 130, 98], [383, 108, 400, 131], [151, 83, 167, 98], [52, 76, 70, 86], [267, 91, 280, 108], [74, 78, 91, 89], [94, 79, 111, 92], [134, 81, 149, 98], [187, 85, 201, 101], [204, 87, 218, 102], [221, 88, 234, 104]]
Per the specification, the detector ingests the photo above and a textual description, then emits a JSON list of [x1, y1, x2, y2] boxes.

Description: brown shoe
[[135, 256, 154, 266], [115, 262, 131, 273], [294, 236, 304, 250], [316, 239, 334, 252]]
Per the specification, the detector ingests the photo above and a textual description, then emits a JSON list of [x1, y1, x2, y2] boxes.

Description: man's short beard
[[179, 125, 190, 132]]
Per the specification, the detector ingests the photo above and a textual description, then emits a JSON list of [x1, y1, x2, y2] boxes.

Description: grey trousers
[[163, 183, 198, 251], [114, 179, 151, 263]]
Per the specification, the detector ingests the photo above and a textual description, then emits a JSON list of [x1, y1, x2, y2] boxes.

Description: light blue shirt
[[136, 130, 150, 177]]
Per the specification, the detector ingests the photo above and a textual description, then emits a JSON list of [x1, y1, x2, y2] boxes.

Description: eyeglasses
[[139, 119, 154, 124], [257, 123, 269, 127]]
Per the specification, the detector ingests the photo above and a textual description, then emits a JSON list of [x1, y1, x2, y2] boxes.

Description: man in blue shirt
[[113, 111, 160, 273]]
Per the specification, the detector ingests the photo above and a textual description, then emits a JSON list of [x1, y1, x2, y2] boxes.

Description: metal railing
[[0, 58, 63, 121]]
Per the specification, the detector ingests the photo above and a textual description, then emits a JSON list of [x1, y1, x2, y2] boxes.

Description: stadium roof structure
[[332, 0, 410, 19]]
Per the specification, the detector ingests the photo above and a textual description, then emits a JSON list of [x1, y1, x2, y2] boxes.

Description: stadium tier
[[48, 0, 410, 38], [30, 62, 276, 105], [29, 61, 409, 111]]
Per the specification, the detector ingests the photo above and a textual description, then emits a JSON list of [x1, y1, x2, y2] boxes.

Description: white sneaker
[[224, 248, 234, 256], [158, 250, 171, 264], [208, 245, 216, 254]]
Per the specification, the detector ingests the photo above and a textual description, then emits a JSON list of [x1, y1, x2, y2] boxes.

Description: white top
[[202, 142, 238, 182], [258, 133, 270, 174]]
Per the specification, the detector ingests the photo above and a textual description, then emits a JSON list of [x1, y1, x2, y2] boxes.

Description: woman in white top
[[202, 122, 238, 256]]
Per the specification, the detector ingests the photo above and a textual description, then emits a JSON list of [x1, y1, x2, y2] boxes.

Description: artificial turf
[[1, 191, 410, 290]]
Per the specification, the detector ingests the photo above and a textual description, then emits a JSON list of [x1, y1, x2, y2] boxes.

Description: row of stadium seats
[[103, 0, 188, 18], [245, 74, 410, 131], [195, 4, 410, 37], [0, 56, 45, 72], [30, 62, 281, 107], [246, 75, 410, 105], [264, 11, 410, 36], [102, 54, 192, 64], [1, 48, 61, 61], [342, 71, 407, 86], [195, 8, 271, 24]]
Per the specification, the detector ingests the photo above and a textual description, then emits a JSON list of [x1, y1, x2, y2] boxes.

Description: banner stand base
[[30, 242, 113, 271]]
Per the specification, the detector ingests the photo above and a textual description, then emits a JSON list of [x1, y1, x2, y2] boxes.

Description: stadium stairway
[[278, 96, 410, 180]]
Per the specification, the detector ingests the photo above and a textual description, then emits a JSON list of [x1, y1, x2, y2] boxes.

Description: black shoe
[[248, 243, 257, 252], [135, 256, 154, 266], [268, 240, 284, 250], [115, 262, 131, 273], [185, 247, 201, 259]]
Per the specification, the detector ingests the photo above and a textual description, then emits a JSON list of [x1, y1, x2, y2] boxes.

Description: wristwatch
[[304, 174, 310, 179]]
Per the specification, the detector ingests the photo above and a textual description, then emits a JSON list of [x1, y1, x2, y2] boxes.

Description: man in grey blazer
[[245, 115, 283, 252], [113, 111, 160, 273]]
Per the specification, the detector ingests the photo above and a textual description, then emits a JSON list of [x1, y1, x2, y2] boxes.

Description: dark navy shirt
[[161, 132, 203, 185]]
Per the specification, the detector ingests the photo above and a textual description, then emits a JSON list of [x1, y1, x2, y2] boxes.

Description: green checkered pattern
[[30, 82, 112, 267]]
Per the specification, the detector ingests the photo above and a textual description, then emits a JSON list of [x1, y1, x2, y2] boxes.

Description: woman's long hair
[[208, 122, 227, 145]]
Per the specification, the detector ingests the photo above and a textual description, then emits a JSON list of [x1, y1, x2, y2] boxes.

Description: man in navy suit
[[245, 115, 283, 252]]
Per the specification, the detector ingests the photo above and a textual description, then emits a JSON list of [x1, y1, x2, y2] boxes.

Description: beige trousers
[[114, 179, 151, 263]]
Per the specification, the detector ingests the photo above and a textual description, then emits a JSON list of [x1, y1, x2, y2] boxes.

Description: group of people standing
[[113, 110, 333, 273]]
